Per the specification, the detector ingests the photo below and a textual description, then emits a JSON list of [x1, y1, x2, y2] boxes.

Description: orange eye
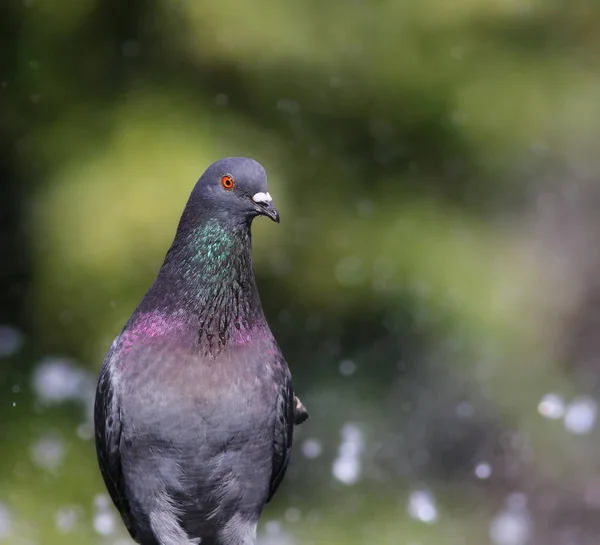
[[221, 175, 235, 190]]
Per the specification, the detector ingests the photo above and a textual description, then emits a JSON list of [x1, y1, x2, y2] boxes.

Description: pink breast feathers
[[119, 310, 189, 354]]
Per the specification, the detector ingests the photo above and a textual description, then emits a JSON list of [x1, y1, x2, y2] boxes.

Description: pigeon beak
[[252, 192, 280, 223]]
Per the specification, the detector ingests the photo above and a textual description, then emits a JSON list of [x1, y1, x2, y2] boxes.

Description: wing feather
[[94, 362, 136, 540], [266, 351, 308, 503]]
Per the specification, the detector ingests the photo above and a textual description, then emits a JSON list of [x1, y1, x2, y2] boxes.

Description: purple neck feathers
[[123, 217, 269, 356]]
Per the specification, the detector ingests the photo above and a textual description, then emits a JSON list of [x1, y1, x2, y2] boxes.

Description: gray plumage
[[94, 157, 308, 545]]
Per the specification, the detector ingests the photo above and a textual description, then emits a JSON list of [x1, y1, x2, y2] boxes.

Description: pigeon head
[[188, 157, 279, 224], [144, 157, 280, 346]]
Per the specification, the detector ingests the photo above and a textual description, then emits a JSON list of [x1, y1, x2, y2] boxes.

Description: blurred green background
[[2, 0, 600, 544]]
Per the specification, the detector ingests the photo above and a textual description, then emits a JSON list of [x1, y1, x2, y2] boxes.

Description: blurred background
[[2, 0, 600, 544]]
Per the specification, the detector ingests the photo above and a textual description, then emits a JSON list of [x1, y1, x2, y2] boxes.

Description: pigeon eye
[[221, 175, 235, 190]]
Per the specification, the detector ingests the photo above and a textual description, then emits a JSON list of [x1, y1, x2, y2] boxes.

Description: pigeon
[[94, 157, 308, 545]]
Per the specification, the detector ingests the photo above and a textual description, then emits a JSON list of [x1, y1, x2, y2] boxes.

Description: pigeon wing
[[266, 349, 308, 503], [94, 360, 136, 540]]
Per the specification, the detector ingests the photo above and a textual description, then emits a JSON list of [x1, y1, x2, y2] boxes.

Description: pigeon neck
[[143, 216, 267, 347]]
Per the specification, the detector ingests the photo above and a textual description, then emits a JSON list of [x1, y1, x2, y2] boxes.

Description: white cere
[[252, 192, 272, 204]]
